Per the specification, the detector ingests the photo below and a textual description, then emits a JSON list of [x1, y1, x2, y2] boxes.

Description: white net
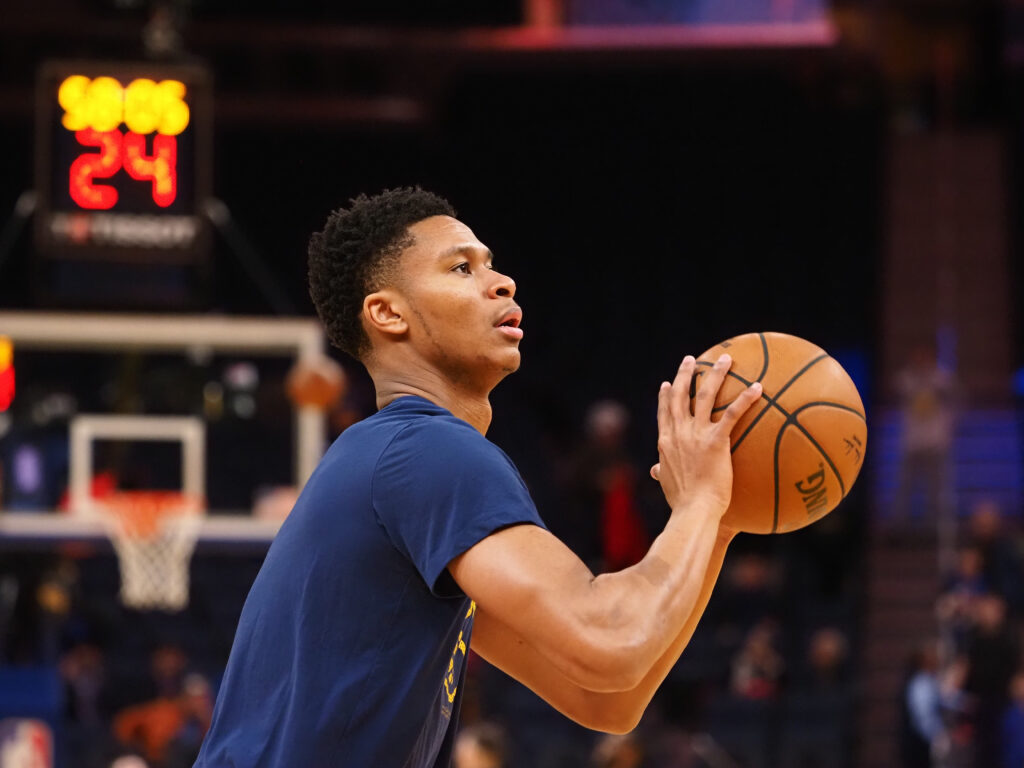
[[98, 492, 202, 611]]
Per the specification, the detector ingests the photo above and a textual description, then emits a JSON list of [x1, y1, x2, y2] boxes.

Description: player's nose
[[488, 269, 516, 299]]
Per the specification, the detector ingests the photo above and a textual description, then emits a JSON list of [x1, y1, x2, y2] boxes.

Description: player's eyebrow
[[438, 244, 494, 264]]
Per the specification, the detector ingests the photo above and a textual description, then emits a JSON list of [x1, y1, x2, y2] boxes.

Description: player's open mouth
[[495, 309, 524, 340]]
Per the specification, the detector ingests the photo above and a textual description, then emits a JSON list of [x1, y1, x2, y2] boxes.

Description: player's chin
[[498, 348, 522, 375]]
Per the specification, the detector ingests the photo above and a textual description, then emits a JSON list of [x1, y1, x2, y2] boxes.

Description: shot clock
[[34, 61, 212, 266]]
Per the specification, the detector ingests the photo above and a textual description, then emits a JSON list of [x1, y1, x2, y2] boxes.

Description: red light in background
[[69, 129, 121, 209], [0, 336, 13, 412], [123, 132, 177, 207]]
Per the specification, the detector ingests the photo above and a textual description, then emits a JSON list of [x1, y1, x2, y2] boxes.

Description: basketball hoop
[[95, 491, 203, 611]]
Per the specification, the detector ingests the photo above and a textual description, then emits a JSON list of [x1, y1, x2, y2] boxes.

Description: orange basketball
[[694, 332, 867, 534], [285, 355, 347, 409]]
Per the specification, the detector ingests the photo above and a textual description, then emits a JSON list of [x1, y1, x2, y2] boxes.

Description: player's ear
[[363, 290, 408, 337]]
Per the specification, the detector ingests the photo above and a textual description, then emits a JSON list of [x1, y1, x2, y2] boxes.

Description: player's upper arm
[[448, 524, 648, 692], [373, 416, 545, 596]]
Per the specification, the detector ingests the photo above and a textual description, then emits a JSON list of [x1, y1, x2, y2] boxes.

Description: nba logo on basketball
[[0, 718, 53, 768]]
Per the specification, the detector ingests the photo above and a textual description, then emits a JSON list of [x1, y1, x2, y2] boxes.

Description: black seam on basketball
[[729, 401, 775, 454], [696, 362, 775, 417], [707, 337, 769, 413], [785, 414, 847, 498], [789, 401, 866, 421], [697, 354, 832, 462], [756, 332, 769, 382], [771, 415, 846, 533], [772, 420, 789, 533], [730, 353, 830, 452], [764, 353, 829, 410]]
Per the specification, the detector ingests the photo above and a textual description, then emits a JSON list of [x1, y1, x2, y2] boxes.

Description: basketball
[[285, 355, 347, 409], [693, 332, 867, 534]]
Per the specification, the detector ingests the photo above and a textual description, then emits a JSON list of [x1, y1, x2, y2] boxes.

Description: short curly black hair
[[308, 187, 456, 359]]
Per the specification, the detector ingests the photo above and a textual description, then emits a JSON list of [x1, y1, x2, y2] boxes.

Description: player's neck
[[373, 373, 493, 434]]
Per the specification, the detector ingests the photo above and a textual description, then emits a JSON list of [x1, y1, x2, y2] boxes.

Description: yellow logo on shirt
[[443, 601, 476, 705]]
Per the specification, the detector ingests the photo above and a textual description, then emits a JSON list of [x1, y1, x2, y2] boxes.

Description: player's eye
[[452, 262, 470, 274]]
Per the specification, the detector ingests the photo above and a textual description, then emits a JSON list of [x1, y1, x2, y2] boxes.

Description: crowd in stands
[[903, 500, 1024, 768], [47, 642, 209, 768]]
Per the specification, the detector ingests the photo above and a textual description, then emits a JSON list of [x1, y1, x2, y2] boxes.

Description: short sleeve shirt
[[194, 396, 545, 768]]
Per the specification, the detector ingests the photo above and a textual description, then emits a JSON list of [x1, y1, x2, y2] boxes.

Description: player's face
[[397, 215, 522, 386]]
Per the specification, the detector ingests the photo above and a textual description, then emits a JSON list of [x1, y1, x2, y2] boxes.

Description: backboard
[[0, 311, 330, 548]]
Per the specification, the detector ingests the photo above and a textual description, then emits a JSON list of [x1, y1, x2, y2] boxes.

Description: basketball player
[[194, 188, 763, 767]]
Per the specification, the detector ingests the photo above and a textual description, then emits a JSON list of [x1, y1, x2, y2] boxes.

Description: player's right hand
[[651, 354, 762, 516]]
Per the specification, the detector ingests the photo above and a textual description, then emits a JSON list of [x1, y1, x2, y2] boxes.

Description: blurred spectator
[[61, 643, 114, 768], [642, 727, 700, 768], [110, 756, 149, 768], [565, 400, 649, 571], [892, 343, 955, 528], [780, 628, 852, 768], [730, 619, 785, 701], [112, 672, 212, 768], [900, 640, 962, 768], [715, 552, 783, 649], [148, 645, 188, 700], [591, 732, 647, 768], [35, 558, 78, 663], [162, 674, 213, 768], [935, 545, 988, 652], [965, 593, 1019, 768], [454, 722, 508, 768], [966, 501, 1022, 610], [1003, 670, 1024, 768], [802, 627, 849, 691]]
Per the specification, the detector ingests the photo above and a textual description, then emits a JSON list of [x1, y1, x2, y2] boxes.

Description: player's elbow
[[572, 695, 646, 735], [589, 708, 644, 735], [564, 632, 649, 693]]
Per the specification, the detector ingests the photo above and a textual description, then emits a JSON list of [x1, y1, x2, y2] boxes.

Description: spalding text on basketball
[[795, 463, 828, 517]]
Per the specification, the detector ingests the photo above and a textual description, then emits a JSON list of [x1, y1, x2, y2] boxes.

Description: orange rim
[[100, 491, 202, 539]]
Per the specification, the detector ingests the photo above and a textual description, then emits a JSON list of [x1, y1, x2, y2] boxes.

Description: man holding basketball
[[194, 188, 762, 768]]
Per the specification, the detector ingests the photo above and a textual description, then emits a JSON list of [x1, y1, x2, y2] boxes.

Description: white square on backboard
[[69, 414, 205, 516]]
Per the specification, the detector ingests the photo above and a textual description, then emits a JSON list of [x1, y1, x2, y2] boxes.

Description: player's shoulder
[[377, 397, 505, 468], [390, 405, 488, 451]]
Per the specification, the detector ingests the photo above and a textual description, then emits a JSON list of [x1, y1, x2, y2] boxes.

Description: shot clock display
[[35, 61, 211, 264]]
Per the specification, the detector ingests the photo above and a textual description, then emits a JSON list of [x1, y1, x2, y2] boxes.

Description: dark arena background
[[0, 0, 1021, 766]]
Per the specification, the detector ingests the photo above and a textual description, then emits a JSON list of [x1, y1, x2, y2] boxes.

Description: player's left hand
[[651, 462, 745, 537], [651, 460, 741, 539], [651, 354, 761, 515]]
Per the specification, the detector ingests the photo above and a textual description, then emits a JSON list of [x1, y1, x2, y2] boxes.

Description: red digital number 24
[[70, 128, 178, 210]]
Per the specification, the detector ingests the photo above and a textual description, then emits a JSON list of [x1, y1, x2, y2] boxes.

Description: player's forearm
[[581, 525, 734, 730], [578, 497, 724, 690], [472, 525, 734, 733]]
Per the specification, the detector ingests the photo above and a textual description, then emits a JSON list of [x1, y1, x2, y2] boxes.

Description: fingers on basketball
[[693, 332, 867, 534]]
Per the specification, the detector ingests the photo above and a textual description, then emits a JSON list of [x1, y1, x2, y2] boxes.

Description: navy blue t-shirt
[[194, 396, 545, 768]]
